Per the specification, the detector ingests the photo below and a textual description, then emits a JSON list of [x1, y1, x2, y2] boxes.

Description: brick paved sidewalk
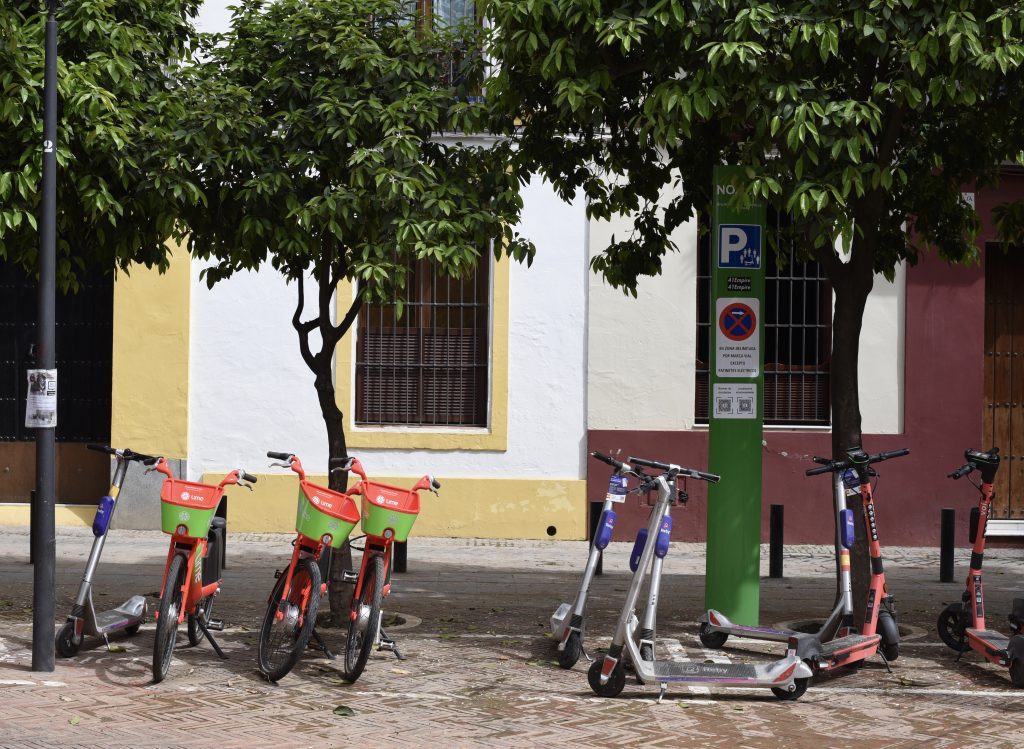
[[1, 529, 1023, 748]]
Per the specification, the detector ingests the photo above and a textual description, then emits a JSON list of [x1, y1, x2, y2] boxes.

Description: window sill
[[345, 426, 506, 452]]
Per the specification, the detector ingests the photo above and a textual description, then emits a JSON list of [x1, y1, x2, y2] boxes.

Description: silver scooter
[[55, 444, 153, 656], [551, 451, 657, 668], [589, 454, 814, 701]]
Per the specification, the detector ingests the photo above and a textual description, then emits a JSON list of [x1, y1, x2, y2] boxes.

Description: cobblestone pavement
[[1, 529, 1023, 748]]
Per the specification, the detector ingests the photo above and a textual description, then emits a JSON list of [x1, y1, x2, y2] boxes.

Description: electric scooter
[[699, 447, 908, 673], [937, 447, 1024, 687], [589, 454, 814, 701], [55, 444, 154, 657], [551, 451, 659, 669]]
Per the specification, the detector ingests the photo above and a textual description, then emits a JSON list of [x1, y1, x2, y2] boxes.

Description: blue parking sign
[[718, 224, 762, 269]]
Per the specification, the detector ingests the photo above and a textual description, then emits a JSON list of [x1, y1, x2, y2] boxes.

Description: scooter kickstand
[[878, 649, 893, 674], [657, 682, 668, 704]]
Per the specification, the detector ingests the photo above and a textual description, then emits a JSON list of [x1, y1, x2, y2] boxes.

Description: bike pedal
[[341, 570, 359, 583], [207, 618, 225, 631], [274, 569, 282, 579], [378, 637, 396, 651]]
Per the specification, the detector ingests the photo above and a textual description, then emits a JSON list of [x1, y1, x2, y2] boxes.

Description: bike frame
[[273, 455, 327, 623], [154, 461, 243, 626]]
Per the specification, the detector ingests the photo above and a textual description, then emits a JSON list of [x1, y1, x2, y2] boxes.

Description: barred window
[[696, 211, 832, 426], [355, 258, 489, 427]]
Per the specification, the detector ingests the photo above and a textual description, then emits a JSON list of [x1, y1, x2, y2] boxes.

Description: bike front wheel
[[341, 552, 384, 683], [257, 556, 322, 682], [153, 554, 186, 683]]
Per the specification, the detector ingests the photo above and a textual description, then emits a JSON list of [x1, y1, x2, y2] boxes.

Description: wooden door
[[984, 246, 1024, 519]]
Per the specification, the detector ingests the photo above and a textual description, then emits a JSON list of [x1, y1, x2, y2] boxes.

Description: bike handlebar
[[267, 450, 293, 461], [240, 471, 257, 484], [431, 477, 441, 490]]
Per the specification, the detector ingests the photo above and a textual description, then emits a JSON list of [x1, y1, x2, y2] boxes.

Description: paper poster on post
[[713, 383, 757, 420], [715, 298, 760, 378], [25, 369, 57, 428]]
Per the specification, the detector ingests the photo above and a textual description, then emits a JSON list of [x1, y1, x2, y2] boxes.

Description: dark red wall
[[587, 175, 1024, 547]]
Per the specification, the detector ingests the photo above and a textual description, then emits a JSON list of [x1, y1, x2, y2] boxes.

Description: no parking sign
[[715, 298, 759, 377]]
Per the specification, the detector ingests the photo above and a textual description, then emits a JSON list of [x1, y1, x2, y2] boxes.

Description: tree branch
[[291, 276, 317, 370]]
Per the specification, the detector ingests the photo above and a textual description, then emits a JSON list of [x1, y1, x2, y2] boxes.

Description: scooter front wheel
[[587, 658, 626, 697], [55, 621, 80, 658], [936, 602, 968, 652], [878, 610, 899, 662], [557, 630, 583, 669]]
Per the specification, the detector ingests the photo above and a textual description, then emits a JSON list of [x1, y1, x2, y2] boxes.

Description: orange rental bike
[[151, 458, 256, 682], [340, 459, 439, 683], [257, 451, 360, 682]]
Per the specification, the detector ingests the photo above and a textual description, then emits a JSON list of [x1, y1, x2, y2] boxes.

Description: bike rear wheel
[[257, 556, 322, 682], [342, 552, 384, 683], [153, 554, 186, 683]]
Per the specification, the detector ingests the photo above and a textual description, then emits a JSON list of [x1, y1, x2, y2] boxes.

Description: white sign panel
[[713, 383, 757, 419], [25, 369, 57, 428], [715, 297, 760, 378]]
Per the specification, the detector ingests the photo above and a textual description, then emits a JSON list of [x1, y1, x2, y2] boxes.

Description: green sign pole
[[704, 165, 766, 625]]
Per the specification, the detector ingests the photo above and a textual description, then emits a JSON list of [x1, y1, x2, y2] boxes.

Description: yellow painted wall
[[0, 504, 92, 527], [207, 473, 587, 540], [334, 255, 509, 451], [110, 246, 191, 457]]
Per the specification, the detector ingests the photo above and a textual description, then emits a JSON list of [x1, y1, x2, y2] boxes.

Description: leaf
[[69, 716, 81, 726], [106, 643, 127, 653], [333, 705, 356, 717]]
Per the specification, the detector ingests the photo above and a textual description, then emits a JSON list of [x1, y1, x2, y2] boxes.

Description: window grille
[[696, 212, 831, 426], [355, 257, 489, 427]]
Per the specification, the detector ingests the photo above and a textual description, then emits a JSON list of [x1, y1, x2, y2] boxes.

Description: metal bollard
[[940, 508, 955, 582], [769, 504, 784, 578], [393, 540, 408, 573], [589, 501, 604, 576]]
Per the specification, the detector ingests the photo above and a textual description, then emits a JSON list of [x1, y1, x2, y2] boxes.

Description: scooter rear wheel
[[936, 602, 969, 652], [698, 622, 729, 649], [55, 621, 80, 658], [587, 658, 626, 697], [772, 677, 809, 701], [557, 631, 583, 669]]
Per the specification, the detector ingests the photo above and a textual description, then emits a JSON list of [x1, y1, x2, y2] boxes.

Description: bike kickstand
[[310, 628, 335, 660], [196, 618, 228, 659], [378, 629, 406, 661]]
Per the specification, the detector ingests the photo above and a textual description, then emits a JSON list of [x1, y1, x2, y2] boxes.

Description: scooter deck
[[816, 633, 880, 669], [93, 595, 147, 634], [967, 629, 1011, 664], [650, 660, 758, 681], [704, 609, 793, 642]]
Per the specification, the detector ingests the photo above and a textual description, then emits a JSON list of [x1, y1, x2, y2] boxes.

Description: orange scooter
[[937, 448, 1024, 687]]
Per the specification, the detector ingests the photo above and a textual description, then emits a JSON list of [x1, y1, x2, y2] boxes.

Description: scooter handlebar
[[806, 464, 834, 476], [948, 463, 973, 480], [87, 443, 115, 455], [591, 451, 626, 471]]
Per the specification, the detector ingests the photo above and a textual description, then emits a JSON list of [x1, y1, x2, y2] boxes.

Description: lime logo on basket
[[375, 494, 400, 508], [178, 510, 190, 522]]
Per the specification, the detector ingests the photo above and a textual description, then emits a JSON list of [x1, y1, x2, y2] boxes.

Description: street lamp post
[[32, 0, 60, 673]]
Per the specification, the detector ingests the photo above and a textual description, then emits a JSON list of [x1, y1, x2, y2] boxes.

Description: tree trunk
[[312, 366, 356, 626], [826, 248, 874, 627]]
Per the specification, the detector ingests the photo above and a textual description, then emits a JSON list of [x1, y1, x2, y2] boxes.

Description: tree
[[168, 0, 533, 620], [0, 0, 202, 287], [485, 0, 1024, 617]]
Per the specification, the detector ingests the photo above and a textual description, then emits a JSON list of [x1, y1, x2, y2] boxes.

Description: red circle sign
[[719, 303, 757, 341]]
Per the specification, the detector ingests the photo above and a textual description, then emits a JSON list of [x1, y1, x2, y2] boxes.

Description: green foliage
[[486, 0, 1024, 291], [0, 0, 201, 289], [170, 0, 533, 302]]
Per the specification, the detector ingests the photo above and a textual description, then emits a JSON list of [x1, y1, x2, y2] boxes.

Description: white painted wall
[[588, 215, 700, 430], [188, 178, 589, 480], [586, 200, 906, 433]]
